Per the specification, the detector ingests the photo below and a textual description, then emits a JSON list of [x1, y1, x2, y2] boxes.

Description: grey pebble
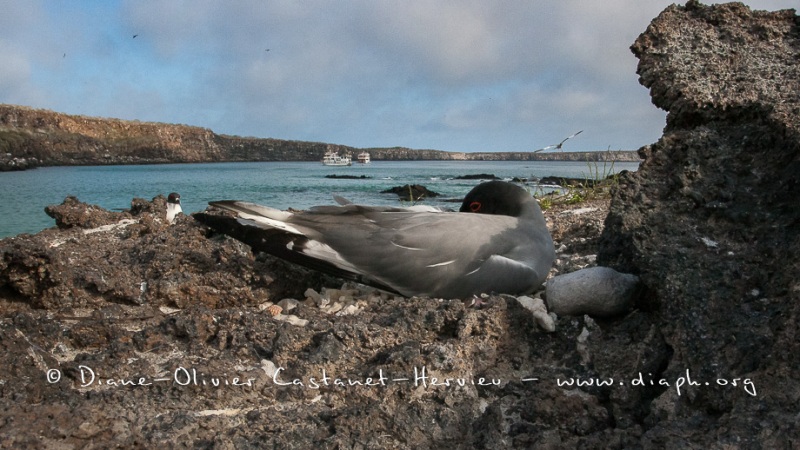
[[545, 266, 640, 317]]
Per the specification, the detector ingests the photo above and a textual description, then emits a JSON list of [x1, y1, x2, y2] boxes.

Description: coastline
[[1, 104, 641, 172]]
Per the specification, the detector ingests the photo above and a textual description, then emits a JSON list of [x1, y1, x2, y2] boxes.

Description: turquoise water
[[0, 160, 639, 238]]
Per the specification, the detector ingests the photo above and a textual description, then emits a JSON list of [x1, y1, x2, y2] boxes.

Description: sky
[[0, 1, 794, 153]]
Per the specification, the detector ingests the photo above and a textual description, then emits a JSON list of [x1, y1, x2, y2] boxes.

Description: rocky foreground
[[0, 1, 799, 448], [0, 192, 611, 449]]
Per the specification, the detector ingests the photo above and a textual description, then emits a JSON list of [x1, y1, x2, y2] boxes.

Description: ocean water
[[0, 160, 639, 238]]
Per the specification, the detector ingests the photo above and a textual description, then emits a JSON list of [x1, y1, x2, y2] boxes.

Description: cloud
[[0, 40, 33, 100], [0, 1, 792, 152]]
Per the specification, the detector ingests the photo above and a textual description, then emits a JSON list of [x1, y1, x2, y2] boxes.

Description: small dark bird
[[194, 181, 555, 299], [533, 130, 583, 153], [133, 34, 138, 39]]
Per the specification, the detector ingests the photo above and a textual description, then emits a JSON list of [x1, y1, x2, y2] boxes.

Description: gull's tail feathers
[[209, 201, 302, 235]]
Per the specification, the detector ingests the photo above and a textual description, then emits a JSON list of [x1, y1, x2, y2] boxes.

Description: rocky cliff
[[0, 1, 796, 448], [0, 104, 639, 170], [598, 0, 799, 446], [0, 105, 225, 168]]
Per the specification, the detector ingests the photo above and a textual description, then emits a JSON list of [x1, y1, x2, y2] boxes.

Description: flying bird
[[166, 192, 182, 224], [533, 130, 583, 153], [194, 181, 555, 299], [133, 34, 138, 39]]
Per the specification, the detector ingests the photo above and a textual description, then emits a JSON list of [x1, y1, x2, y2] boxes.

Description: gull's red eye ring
[[470, 201, 482, 212]]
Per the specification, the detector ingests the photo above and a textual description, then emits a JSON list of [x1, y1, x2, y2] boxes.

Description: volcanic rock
[[0, 193, 616, 448], [380, 184, 441, 201], [598, 1, 800, 446], [324, 174, 372, 179], [453, 173, 501, 180]]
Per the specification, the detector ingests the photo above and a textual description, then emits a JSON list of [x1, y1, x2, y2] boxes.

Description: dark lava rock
[[1, 196, 317, 310], [538, 174, 622, 188], [453, 173, 500, 180], [324, 174, 372, 179], [0, 189, 620, 448], [380, 184, 441, 201], [45, 196, 131, 229], [598, 1, 800, 447], [0, 154, 39, 171], [539, 176, 593, 187]]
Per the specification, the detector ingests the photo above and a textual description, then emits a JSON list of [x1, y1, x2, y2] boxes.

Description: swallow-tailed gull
[[195, 181, 555, 299], [533, 130, 583, 153]]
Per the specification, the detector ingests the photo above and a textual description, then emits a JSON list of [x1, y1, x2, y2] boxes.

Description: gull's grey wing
[[290, 209, 553, 298], [194, 209, 403, 294], [202, 200, 554, 298]]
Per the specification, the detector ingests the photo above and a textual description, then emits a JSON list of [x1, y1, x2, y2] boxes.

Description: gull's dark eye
[[470, 201, 482, 212]]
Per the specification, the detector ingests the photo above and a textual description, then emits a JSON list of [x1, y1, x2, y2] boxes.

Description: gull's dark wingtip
[[193, 210, 402, 295]]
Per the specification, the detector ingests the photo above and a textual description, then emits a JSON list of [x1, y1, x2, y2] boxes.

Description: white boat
[[357, 152, 371, 164], [322, 151, 352, 166]]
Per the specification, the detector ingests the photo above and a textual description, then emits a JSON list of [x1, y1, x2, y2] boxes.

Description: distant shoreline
[[1, 104, 642, 171]]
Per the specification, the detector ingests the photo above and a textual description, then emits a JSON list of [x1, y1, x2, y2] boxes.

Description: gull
[[166, 193, 182, 224], [533, 130, 583, 153], [194, 181, 555, 299]]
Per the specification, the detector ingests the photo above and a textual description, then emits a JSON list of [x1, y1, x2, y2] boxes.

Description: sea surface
[[0, 160, 639, 238]]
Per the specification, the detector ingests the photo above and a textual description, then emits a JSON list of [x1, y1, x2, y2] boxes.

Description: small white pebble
[[159, 306, 182, 315], [700, 237, 719, 249], [274, 315, 309, 327], [261, 360, 279, 378], [277, 298, 299, 312], [319, 303, 337, 314], [335, 304, 362, 316], [516, 296, 556, 332]]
